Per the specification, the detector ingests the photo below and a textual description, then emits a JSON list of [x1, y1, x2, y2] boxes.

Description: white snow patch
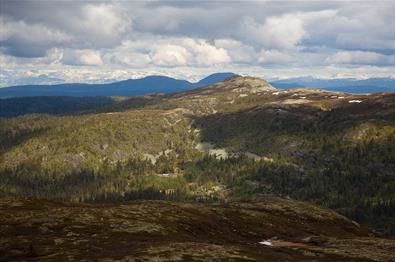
[[348, 100, 362, 103], [143, 153, 158, 165], [259, 240, 272, 246], [173, 119, 182, 125], [195, 142, 228, 159], [272, 92, 280, 95], [282, 99, 310, 105]]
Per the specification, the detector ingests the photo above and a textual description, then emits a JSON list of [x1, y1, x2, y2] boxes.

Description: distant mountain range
[[0, 73, 236, 98], [270, 76, 395, 94], [0, 72, 394, 98]]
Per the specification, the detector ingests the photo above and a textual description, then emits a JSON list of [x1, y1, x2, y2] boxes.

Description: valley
[[2, 0, 394, 260], [0, 76, 394, 260]]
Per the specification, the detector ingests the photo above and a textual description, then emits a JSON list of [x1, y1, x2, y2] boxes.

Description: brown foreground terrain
[[1, 197, 394, 261]]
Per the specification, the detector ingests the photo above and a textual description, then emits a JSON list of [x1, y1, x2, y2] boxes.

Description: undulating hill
[[0, 96, 118, 117], [2, 73, 393, 99], [0, 72, 236, 98], [0, 76, 394, 238], [271, 77, 395, 93]]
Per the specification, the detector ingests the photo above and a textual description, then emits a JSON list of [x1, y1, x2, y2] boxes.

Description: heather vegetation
[[4, 198, 394, 261]]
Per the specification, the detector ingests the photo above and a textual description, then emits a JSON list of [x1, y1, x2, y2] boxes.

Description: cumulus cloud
[[62, 49, 103, 66], [0, 3, 131, 58], [78, 50, 103, 66], [149, 39, 232, 67], [102, 38, 230, 68], [0, 17, 71, 57], [73, 3, 132, 48], [181, 38, 230, 66], [239, 10, 337, 50], [214, 39, 256, 63], [81, 4, 131, 35], [239, 16, 305, 50], [150, 44, 189, 66]]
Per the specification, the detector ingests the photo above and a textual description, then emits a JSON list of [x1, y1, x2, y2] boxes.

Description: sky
[[0, 0, 394, 86]]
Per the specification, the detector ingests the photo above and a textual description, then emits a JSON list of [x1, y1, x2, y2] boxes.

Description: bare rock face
[[1, 197, 394, 261], [213, 76, 276, 94]]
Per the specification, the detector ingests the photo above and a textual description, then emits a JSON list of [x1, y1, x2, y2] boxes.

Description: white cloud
[[150, 44, 189, 66], [102, 40, 151, 67], [148, 38, 230, 67], [251, 15, 305, 50], [62, 49, 103, 66], [214, 39, 256, 63], [79, 4, 132, 38], [239, 10, 337, 50], [0, 3, 133, 58], [107, 51, 151, 68], [0, 16, 71, 57], [326, 51, 395, 65], [0, 17, 71, 43], [182, 39, 230, 66], [258, 49, 292, 64], [98, 38, 230, 68], [78, 50, 103, 66]]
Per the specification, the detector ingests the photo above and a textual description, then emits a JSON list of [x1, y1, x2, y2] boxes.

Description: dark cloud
[[1, 1, 393, 53], [1, 40, 47, 57]]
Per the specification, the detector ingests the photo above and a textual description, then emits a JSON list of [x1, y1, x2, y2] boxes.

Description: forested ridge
[[1, 76, 394, 235]]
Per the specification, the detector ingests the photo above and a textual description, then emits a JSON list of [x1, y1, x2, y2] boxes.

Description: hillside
[[1, 197, 394, 261], [0, 76, 394, 236], [0, 96, 117, 117]]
